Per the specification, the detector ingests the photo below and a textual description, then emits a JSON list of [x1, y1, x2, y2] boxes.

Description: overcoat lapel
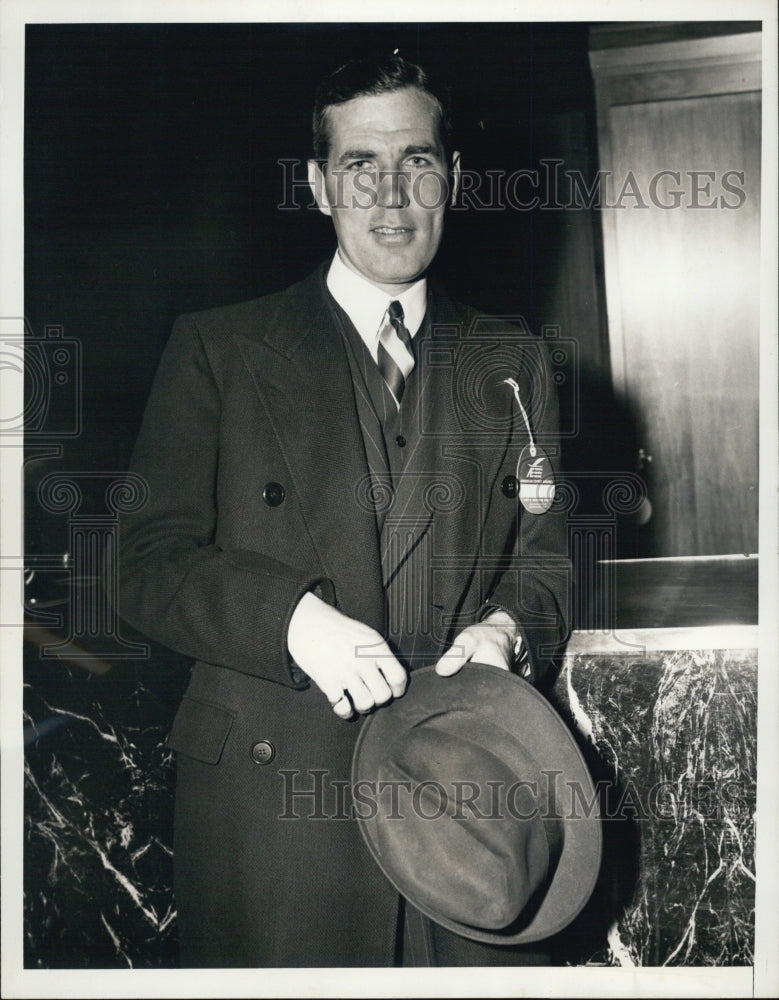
[[233, 267, 386, 631], [325, 300, 394, 536], [382, 282, 515, 591], [231, 266, 517, 638]]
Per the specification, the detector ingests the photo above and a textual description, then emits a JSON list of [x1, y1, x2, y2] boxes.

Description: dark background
[[25, 21, 621, 496]]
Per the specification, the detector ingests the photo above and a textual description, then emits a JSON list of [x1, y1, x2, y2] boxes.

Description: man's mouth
[[372, 226, 413, 235]]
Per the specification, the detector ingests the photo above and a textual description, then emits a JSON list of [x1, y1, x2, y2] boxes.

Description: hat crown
[[351, 664, 602, 945], [376, 715, 560, 930]]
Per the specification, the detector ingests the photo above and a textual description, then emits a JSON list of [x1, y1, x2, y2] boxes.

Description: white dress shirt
[[326, 250, 427, 371]]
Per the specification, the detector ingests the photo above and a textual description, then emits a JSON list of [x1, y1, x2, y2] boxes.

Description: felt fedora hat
[[351, 662, 602, 945]]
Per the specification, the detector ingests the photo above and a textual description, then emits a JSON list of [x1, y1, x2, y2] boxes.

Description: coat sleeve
[[115, 314, 330, 688], [484, 337, 571, 687]]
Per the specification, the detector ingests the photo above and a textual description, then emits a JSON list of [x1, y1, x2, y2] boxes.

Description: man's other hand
[[434, 609, 518, 677], [287, 592, 408, 719]]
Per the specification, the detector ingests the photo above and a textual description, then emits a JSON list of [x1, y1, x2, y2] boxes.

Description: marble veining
[[24, 637, 756, 968], [24, 645, 187, 968], [551, 646, 756, 967]]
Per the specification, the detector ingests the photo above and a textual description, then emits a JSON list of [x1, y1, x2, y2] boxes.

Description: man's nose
[[377, 169, 410, 209]]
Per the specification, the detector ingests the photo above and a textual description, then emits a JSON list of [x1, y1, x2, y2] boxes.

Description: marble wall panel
[[23, 643, 188, 968], [549, 646, 757, 967], [23, 639, 756, 968]]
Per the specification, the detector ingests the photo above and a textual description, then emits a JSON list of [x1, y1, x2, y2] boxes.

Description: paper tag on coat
[[518, 445, 555, 514]]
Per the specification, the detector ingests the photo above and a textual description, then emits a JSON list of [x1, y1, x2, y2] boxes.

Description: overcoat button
[[250, 740, 276, 765], [395, 435, 406, 447], [262, 482, 285, 507], [502, 475, 519, 498]]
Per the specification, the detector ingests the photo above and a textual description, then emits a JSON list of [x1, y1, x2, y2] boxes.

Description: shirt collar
[[326, 250, 427, 355]]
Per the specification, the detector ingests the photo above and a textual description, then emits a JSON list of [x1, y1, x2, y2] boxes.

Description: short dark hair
[[312, 54, 451, 163]]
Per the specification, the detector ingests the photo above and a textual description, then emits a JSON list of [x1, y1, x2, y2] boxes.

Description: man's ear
[[450, 151, 461, 207], [308, 159, 332, 217]]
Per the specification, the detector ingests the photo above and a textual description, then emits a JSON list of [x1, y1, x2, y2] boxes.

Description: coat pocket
[[167, 696, 235, 765]]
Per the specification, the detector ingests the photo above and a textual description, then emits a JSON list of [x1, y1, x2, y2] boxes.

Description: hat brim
[[351, 663, 602, 946]]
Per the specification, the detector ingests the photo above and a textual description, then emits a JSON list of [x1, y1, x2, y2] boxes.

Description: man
[[117, 55, 570, 967]]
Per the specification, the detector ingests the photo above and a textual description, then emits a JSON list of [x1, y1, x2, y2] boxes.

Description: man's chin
[[368, 272, 425, 292], [338, 243, 433, 290], [366, 255, 430, 288]]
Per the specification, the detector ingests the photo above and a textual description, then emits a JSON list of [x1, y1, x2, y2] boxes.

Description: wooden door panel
[[609, 92, 760, 554], [590, 27, 761, 555]]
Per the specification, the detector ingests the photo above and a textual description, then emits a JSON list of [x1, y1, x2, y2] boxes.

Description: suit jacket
[[117, 263, 570, 967]]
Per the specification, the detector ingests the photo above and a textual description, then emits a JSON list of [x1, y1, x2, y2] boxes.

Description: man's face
[[308, 87, 460, 294]]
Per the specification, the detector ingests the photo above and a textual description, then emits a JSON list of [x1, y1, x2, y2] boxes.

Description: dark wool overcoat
[[117, 264, 570, 967]]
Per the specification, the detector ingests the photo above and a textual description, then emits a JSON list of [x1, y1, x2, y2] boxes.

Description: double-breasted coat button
[[262, 482, 285, 507], [250, 740, 276, 765], [501, 475, 519, 498], [395, 435, 406, 448]]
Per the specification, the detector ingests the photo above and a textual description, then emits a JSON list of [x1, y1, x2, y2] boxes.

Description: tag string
[[503, 378, 537, 457]]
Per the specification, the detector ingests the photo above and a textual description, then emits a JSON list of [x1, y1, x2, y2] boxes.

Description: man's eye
[[407, 156, 432, 168], [348, 160, 374, 171]]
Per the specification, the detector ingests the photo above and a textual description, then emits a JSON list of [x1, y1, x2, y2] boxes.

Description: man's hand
[[434, 609, 518, 677], [287, 591, 408, 719]]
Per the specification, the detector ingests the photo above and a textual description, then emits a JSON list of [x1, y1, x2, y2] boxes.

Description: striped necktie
[[377, 300, 415, 407]]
